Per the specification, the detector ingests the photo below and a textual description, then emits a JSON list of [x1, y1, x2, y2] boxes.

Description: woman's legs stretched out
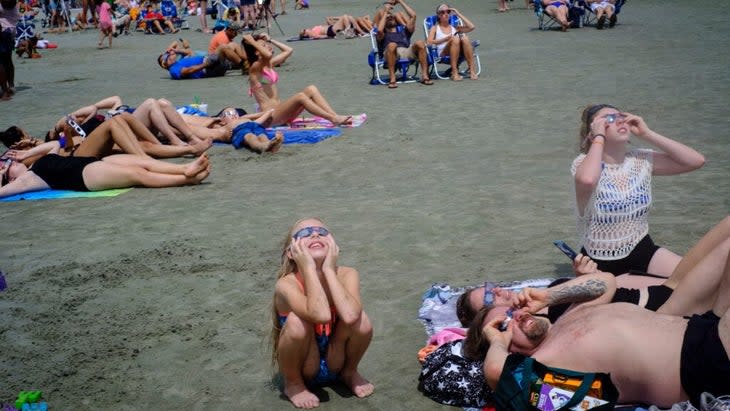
[[271, 85, 351, 127], [73, 116, 150, 158], [83, 153, 210, 190], [133, 98, 195, 145], [116, 113, 212, 157]]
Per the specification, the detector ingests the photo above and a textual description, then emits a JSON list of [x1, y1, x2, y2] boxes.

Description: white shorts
[[590, 1, 614, 11]]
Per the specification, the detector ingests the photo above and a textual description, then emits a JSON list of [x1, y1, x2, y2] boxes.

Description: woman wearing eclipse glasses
[[270, 218, 374, 409], [571, 104, 705, 279]]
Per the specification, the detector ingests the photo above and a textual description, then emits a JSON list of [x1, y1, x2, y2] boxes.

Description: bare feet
[[342, 371, 374, 398], [332, 115, 353, 127], [190, 162, 211, 184], [0, 92, 11, 101], [284, 382, 320, 409], [469, 71, 478, 80], [184, 153, 209, 177], [451, 73, 463, 81], [190, 137, 213, 156], [267, 131, 284, 153]]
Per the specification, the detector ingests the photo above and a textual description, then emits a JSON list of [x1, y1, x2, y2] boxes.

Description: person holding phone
[[572, 104, 705, 278]]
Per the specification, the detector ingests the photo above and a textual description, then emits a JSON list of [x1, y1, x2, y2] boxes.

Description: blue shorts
[[231, 121, 267, 149]]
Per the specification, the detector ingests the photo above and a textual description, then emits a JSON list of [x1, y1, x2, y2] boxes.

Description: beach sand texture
[[1, 0, 729, 409]]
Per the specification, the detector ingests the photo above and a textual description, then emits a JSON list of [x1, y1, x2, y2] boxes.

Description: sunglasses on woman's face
[[603, 113, 626, 124], [483, 282, 495, 306], [220, 109, 239, 119], [292, 226, 330, 240]]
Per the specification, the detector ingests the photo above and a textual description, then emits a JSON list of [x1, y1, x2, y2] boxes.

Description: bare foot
[[469, 71, 478, 80], [451, 74, 463, 81], [0, 92, 11, 101], [332, 115, 352, 127], [190, 137, 213, 156], [267, 131, 284, 153], [342, 371, 374, 398], [184, 153, 209, 177], [284, 382, 320, 409]]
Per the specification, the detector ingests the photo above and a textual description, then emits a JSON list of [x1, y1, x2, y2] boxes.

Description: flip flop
[[420, 78, 434, 85], [388, 82, 398, 89]]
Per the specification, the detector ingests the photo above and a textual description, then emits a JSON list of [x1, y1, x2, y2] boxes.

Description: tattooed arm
[[516, 272, 617, 314]]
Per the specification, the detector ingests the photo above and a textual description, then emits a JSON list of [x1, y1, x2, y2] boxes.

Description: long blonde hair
[[270, 217, 327, 366]]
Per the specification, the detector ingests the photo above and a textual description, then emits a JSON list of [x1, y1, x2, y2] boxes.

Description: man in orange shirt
[[206, 23, 248, 73]]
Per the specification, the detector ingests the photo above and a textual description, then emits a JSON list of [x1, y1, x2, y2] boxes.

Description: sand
[[0, 0, 728, 409]]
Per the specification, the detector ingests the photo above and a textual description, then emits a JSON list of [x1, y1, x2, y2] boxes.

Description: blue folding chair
[[367, 27, 419, 85], [161, 0, 189, 30], [423, 15, 481, 80], [533, 0, 583, 30], [578, 0, 626, 28]]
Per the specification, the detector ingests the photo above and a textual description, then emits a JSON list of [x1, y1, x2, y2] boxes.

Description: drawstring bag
[[494, 353, 619, 411]]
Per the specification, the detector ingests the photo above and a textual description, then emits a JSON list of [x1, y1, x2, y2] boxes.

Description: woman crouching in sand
[[271, 218, 374, 409]]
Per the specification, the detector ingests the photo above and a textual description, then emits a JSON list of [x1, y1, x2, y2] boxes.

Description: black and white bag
[[417, 340, 493, 408]]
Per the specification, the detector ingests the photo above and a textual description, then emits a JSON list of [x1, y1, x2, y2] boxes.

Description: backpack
[[417, 340, 493, 408]]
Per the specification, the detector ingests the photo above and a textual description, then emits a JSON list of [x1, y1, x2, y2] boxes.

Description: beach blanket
[[0, 188, 131, 202], [225, 114, 367, 147]]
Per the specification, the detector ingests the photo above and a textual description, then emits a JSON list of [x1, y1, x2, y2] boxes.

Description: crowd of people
[[1, 0, 728, 410]]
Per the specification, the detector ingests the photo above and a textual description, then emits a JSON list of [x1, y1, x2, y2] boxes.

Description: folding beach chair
[[422, 15, 481, 80], [161, 0, 189, 30], [578, 0, 626, 28], [533, 0, 583, 30], [367, 27, 419, 85]]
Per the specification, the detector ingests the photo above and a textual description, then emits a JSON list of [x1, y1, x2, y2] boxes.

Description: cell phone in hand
[[553, 240, 577, 260]]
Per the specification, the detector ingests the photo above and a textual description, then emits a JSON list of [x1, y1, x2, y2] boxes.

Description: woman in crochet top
[[571, 104, 705, 279]]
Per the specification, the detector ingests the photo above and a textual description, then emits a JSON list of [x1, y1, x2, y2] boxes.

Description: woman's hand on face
[[622, 112, 650, 138], [290, 237, 316, 271], [322, 235, 339, 273], [590, 116, 608, 139], [5, 150, 26, 161]]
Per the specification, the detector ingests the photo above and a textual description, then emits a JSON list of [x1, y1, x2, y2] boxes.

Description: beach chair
[[578, 0, 626, 28], [160, 0, 189, 30], [422, 15, 481, 80], [533, 0, 582, 30], [367, 27, 419, 85]]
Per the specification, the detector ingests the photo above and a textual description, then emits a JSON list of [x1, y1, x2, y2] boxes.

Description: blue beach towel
[[1, 188, 131, 202], [230, 123, 342, 147]]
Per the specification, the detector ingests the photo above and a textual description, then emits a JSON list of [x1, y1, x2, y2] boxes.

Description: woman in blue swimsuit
[[271, 217, 374, 408], [541, 0, 571, 31]]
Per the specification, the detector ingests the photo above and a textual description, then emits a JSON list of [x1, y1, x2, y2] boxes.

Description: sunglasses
[[603, 113, 626, 124], [1, 158, 12, 186], [499, 308, 514, 331], [483, 282, 495, 306], [220, 109, 239, 119], [292, 226, 330, 240], [438, 9, 450, 14], [66, 115, 87, 138]]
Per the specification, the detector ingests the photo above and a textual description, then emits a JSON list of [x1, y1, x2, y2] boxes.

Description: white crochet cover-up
[[571, 149, 654, 261]]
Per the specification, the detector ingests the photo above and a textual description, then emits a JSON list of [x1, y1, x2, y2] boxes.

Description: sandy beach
[[0, 0, 728, 409]]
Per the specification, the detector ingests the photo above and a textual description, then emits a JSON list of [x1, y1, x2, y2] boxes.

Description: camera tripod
[[253, 0, 284, 36]]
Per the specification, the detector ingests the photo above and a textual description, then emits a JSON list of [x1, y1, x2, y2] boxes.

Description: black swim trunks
[[680, 311, 730, 405], [31, 154, 98, 191], [582, 235, 661, 276]]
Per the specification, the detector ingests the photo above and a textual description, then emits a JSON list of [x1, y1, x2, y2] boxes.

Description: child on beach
[[95, 0, 113, 48], [271, 218, 374, 409]]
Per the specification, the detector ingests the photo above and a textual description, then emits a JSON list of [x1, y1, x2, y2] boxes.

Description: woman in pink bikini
[[271, 217, 374, 408], [241, 33, 364, 127]]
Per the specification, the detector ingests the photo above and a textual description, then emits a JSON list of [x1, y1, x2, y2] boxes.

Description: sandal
[[388, 82, 398, 89], [420, 78, 434, 85]]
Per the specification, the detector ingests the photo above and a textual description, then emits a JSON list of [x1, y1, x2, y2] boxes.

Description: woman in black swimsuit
[[0, 152, 210, 198]]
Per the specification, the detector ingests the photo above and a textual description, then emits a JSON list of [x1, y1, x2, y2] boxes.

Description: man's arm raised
[[517, 271, 617, 314]]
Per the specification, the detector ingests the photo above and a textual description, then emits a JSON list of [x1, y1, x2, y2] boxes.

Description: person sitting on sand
[[298, 15, 363, 39], [0, 151, 210, 198], [241, 33, 363, 127], [272, 217, 374, 409], [456, 216, 730, 327]]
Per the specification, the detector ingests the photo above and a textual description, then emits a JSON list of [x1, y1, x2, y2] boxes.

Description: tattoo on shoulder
[[548, 279, 606, 305]]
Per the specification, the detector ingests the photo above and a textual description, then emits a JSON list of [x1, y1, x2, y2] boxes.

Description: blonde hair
[[270, 217, 327, 366], [578, 104, 617, 153]]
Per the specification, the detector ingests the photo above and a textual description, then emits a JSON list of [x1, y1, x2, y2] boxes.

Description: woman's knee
[[157, 98, 173, 109]]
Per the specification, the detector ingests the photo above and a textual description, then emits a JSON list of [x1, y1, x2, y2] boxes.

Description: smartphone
[[553, 240, 577, 260]]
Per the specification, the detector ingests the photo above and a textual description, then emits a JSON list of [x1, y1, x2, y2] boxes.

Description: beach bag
[[494, 353, 619, 411], [417, 340, 493, 408]]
